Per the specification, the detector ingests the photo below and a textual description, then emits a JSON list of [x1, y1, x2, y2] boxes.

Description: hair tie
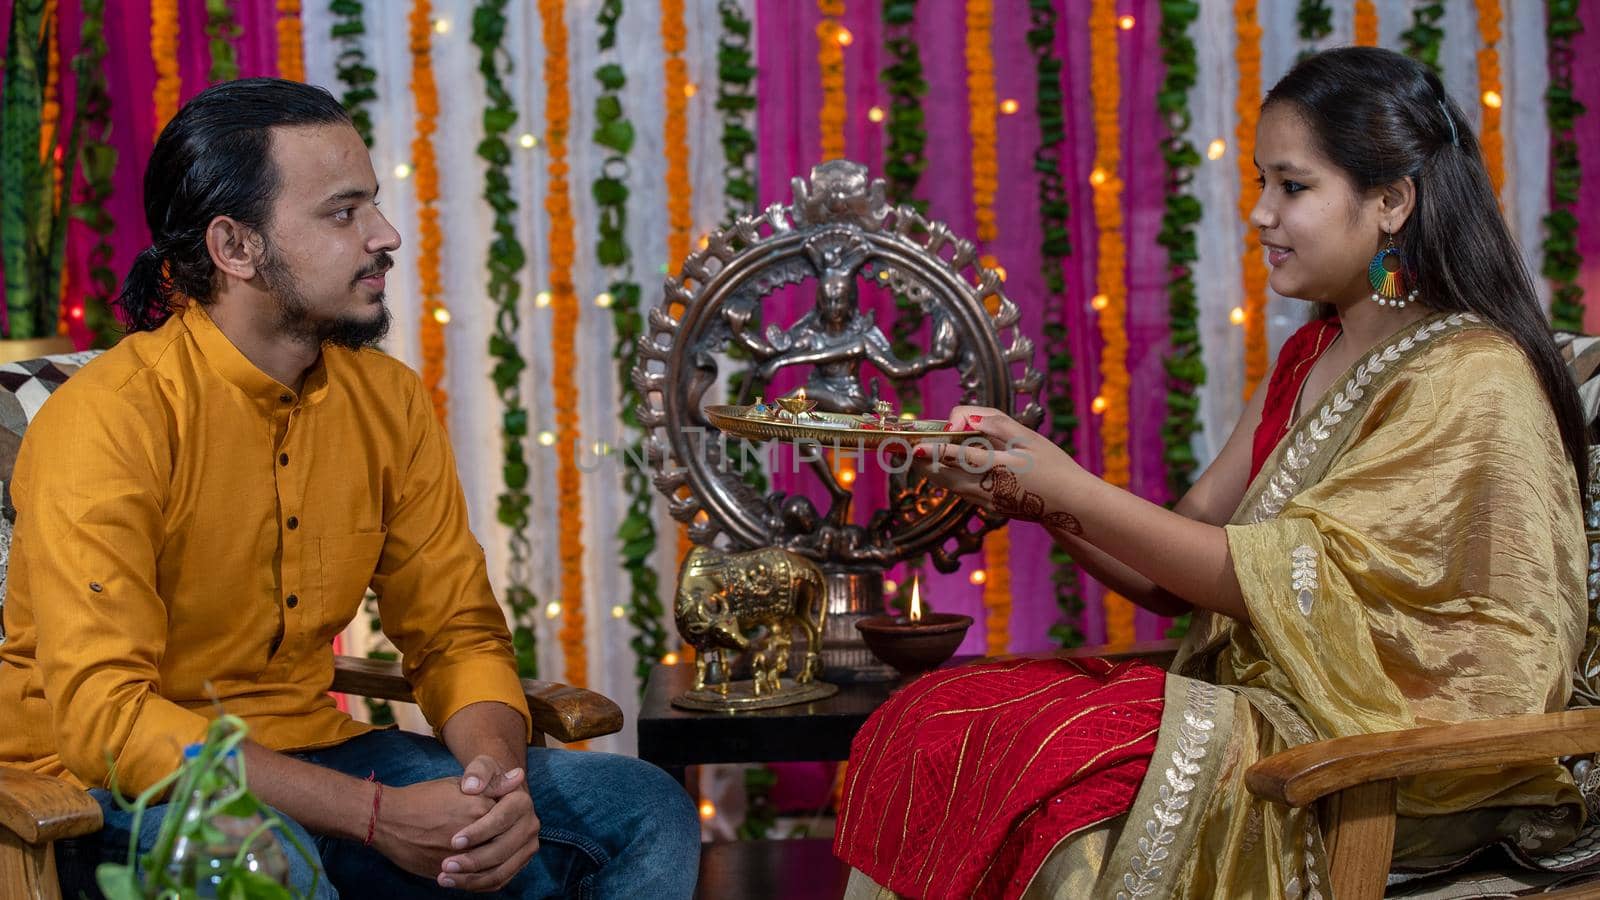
[[1438, 99, 1460, 148]]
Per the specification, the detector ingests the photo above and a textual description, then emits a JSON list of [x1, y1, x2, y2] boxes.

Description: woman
[[835, 46, 1590, 899]]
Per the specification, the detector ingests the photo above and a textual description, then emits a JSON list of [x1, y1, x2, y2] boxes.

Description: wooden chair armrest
[[0, 766, 102, 844], [1245, 707, 1600, 808], [331, 655, 624, 745]]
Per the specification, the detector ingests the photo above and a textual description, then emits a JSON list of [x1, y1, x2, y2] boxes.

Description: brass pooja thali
[[703, 396, 979, 449]]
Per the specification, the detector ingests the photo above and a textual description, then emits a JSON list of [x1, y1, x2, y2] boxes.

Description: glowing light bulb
[[1091, 396, 1109, 415], [698, 800, 717, 820], [432, 307, 451, 324], [69, 306, 84, 320], [1089, 167, 1108, 187], [1000, 98, 1019, 115], [592, 441, 612, 456], [969, 569, 988, 586], [1229, 306, 1246, 326], [839, 466, 857, 486], [867, 106, 886, 123], [518, 133, 538, 149], [537, 430, 556, 446], [535, 290, 552, 308], [835, 26, 853, 46], [884, 579, 899, 595], [433, 17, 450, 34], [544, 601, 561, 618], [1207, 138, 1226, 160], [683, 82, 698, 99], [1090, 293, 1110, 311], [611, 605, 626, 619], [1118, 14, 1136, 30], [662, 652, 680, 665], [1481, 90, 1502, 109], [393, 163, 413, 180], [595, 291, 614, 308]]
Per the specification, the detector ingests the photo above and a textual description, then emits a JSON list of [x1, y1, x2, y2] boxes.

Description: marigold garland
[[277, 0, 304, 82], [1235, 0, 1268, 400], [151, 0, 179, 136], [1354, 0, 1378, 46], [408, 0, 447, 425], [963, 0, 1011, 655], [538, 0, 588, 695], [817, 0, 846, 161], [967, 2, 1011, 653], [1543, 0, 1585, 332], [1088, 0, 1135, 648], [1475, 0, 1504, 199], [661, 0, 695, 573]]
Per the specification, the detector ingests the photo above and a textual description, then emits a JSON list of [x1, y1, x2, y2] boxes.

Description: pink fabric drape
[[755, 1, 1171, 651], [1577, 0, 1600, 333]]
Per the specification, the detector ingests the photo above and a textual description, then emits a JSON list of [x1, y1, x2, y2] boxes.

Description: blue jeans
[[57, 730, 700, 899]]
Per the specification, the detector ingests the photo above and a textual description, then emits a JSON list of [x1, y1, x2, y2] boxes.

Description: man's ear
[[205, 216, 264, 281], [1378, 175, 1417, 234]]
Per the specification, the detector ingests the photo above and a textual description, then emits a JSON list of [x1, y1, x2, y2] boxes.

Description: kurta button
[[287, 516, 298, 530], [279, 453, 289, 466], [88, 581, 103, 592], [286, 594, 299, 608]]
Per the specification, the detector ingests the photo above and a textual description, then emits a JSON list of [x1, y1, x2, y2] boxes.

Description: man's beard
[[257, 248, 392, 351]]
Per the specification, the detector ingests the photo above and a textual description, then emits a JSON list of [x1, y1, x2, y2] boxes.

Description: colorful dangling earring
[[1368, 233, 1418, 309]]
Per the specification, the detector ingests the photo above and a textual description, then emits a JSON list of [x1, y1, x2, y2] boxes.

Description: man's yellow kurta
[[0, 303, 531, 795]]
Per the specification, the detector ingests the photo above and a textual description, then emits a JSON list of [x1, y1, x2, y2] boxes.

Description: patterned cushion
[[0, 350, 102, 643]]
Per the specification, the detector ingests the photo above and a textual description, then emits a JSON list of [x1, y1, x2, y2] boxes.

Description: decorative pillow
[[0, 350, 102, 644]]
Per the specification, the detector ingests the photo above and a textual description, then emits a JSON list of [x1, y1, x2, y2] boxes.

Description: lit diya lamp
[[773, 387, 819, 424], [855, 575, 974, 678]]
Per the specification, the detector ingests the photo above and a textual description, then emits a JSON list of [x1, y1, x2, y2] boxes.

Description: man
[[0, 78, 699, 898]]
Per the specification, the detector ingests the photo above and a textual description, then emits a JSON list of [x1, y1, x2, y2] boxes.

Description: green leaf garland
[[70, 0, 118, 348], [1544, 0, 1585, 332], [1025, 0, 1082, 647], [1159, 0, 1204, 641], [881, 0, 928, 415], [1400, 3, 1445, 76], [1296, 0, 1333, 45], [3, 0, 78, 340], [205, 0, 240, 84], [595, 0, 667, 691], [473, 0, 541, 677], [329, 0, 377, 146]]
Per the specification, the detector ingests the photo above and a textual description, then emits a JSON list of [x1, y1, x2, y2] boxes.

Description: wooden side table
[[638, 660, 911, 900]]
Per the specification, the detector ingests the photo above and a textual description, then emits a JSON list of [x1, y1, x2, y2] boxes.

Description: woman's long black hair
[[116, 78, 351, 333], [1266, 46, 1589, 495]]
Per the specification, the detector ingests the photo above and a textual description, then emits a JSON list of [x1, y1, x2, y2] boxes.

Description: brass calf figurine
[[674, 545, 827, 698]]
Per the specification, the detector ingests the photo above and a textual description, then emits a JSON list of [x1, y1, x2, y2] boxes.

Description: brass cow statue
[[674, 545, 827, 696]]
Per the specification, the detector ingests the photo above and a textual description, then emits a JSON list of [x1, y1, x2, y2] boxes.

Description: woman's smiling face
[[1249, 102, 1404, 305]]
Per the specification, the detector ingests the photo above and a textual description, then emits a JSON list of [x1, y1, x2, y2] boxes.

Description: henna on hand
[[1042, 511, 1083, 535], [978, 466, 1082, 535]]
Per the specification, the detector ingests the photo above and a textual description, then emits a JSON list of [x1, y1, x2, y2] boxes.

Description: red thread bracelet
[[364, 773, 383, 847]]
